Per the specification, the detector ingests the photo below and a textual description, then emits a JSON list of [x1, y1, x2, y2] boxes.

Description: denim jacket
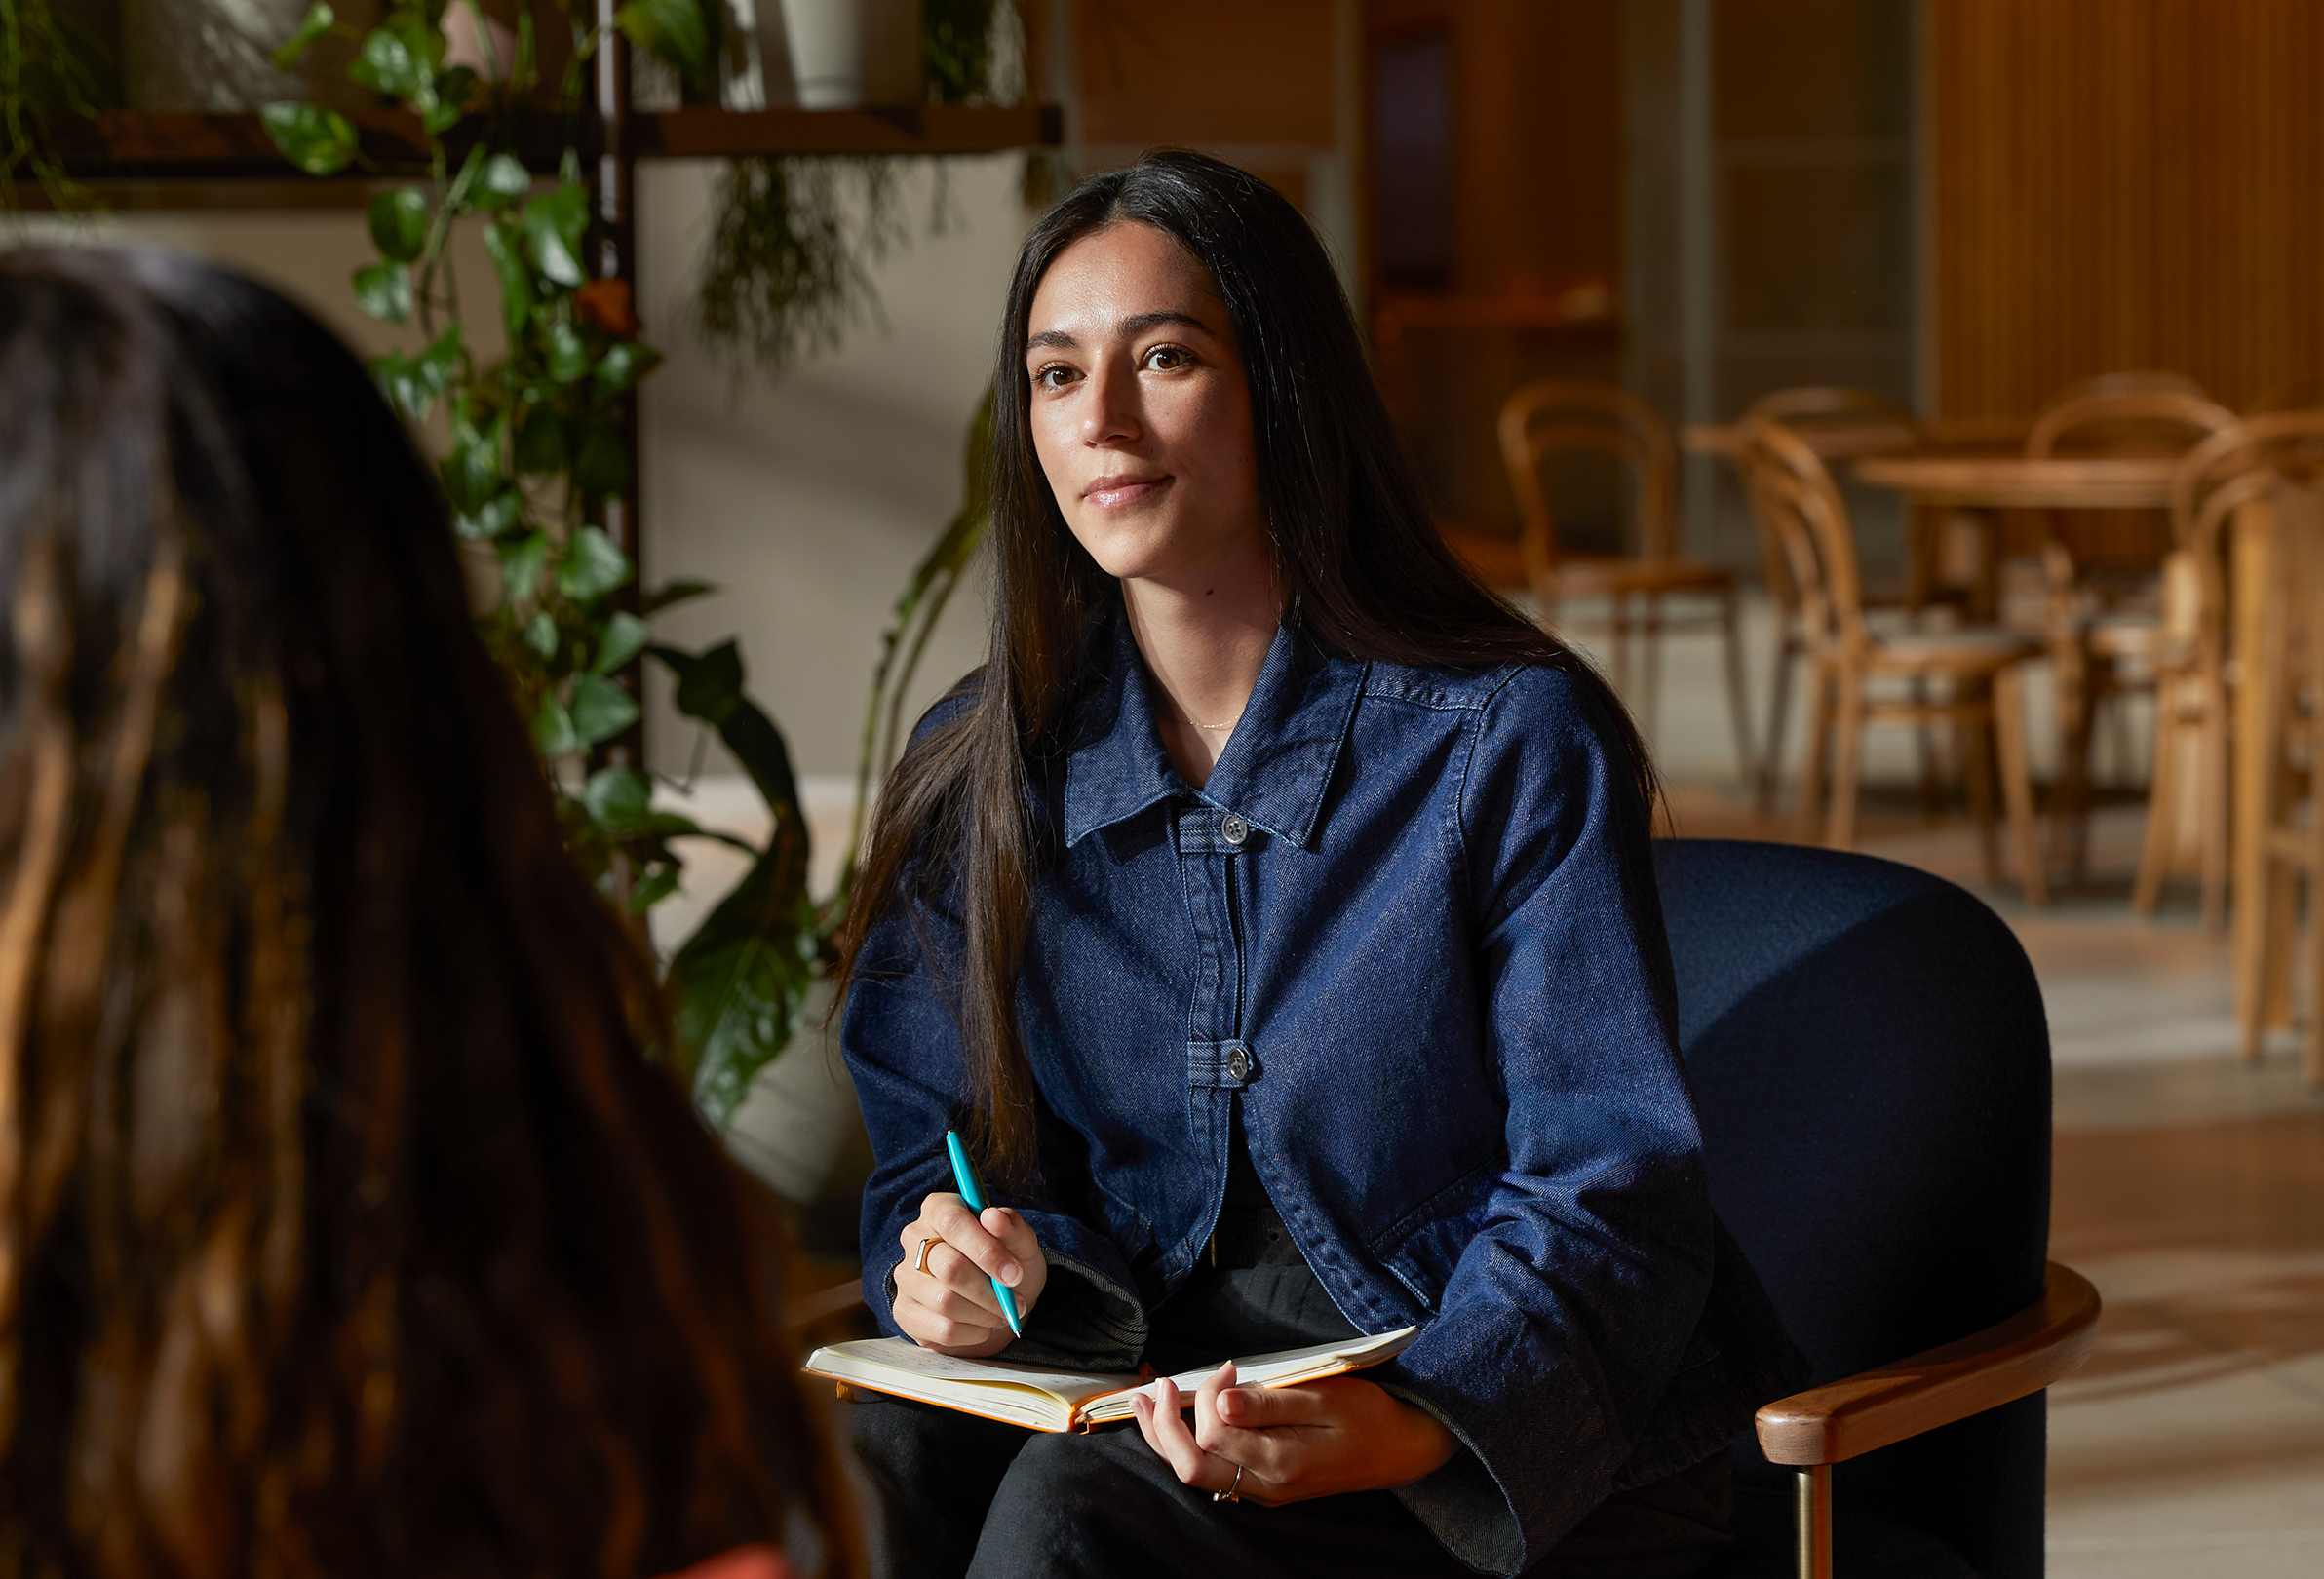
[[843, 608, 1803, 1575]]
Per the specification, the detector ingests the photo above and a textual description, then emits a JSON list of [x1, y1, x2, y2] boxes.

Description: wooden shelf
[[638, 103, 1062, 158], [26, 104, 1064, 209]]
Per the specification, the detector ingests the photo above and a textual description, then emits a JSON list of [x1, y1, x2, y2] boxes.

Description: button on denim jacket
[[844, 609, 1803, 1576]]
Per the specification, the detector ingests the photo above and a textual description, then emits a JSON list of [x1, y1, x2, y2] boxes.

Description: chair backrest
[[2026, 389, 2238, 458], [2169, 414, 2324, 660], [1736, 416, 1868, 652], [2035, 369, 2210, 413], [1654, 838, 2052, 1579], [1496, 380, 1678, 587]]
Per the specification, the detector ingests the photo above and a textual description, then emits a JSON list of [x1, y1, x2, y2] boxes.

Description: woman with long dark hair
[[833, 153, 1799, 1577], [0, 248, 852, 1579]]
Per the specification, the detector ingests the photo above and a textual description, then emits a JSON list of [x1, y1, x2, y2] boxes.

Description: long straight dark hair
[[833, 151, 1652, 1181], [0, 249, 852, 1578]]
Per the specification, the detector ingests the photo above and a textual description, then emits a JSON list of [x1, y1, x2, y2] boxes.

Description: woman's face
[[1023, 222, 1267, 586]]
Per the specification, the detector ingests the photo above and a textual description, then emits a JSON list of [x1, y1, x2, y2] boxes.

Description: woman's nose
[[1082, 360, 1142, 443]]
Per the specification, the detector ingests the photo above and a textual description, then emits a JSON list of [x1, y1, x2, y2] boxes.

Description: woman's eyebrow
[[1024, 308, 1213, 354]]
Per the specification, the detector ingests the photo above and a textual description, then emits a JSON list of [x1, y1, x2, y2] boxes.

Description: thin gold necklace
[[1171, 699, 1239, 732]]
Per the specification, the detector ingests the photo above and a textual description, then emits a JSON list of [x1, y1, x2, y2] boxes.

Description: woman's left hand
[[1128, 1362, 1457, 1506]]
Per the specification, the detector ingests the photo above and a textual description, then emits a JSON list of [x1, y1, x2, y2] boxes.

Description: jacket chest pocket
[[1366, 1158, 1503, 1313]]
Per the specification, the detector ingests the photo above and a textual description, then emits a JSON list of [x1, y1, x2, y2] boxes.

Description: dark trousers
[[847, 1394, 1736, 1579]]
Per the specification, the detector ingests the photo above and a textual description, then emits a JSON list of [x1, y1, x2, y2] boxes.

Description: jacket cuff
[[1000, 1209, 1148, 1373], [1377, 1380, 1526, 1576]]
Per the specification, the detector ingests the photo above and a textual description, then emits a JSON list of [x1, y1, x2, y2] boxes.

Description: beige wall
[[33, 155, 1028, 808]]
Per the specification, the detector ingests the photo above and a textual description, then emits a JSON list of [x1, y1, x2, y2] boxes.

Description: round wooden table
[[1851, 453, 2185, 890], [1850, 453, 2179, 511]]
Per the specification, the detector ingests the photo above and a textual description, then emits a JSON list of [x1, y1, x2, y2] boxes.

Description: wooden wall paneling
[[1929, 0, 2324, 422]]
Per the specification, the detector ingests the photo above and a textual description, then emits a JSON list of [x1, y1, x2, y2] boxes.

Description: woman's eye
[[1032, 364, 1077, 390], [1143, 345, 1189, 371]]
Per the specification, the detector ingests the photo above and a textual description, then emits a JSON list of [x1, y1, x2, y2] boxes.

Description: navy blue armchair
[[1655, 839, 2099, 1579]]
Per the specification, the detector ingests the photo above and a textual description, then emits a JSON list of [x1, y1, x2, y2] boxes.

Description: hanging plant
[[690, 0, 1013, 383]]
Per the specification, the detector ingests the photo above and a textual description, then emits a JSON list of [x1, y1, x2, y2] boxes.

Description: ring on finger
[[914, 1236, 938, 1275], [1211, 1461, 1244, 1504]]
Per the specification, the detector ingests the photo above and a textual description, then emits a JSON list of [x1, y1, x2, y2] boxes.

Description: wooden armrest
[[1755, 1261, 2101, 1467]]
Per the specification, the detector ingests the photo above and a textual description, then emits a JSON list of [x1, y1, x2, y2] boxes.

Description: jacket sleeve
[[1383, 666, 1714, 1576], [840, 890, 1149, 1371]]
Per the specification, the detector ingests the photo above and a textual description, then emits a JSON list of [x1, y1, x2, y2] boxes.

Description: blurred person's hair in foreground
[[0, 248, 853, 1579]]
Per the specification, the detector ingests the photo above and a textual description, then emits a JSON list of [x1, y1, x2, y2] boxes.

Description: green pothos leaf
[[482, 220, 534, 336], [594, 610, 651, 674], [584, 764, 654, 829], [476, 152, 533, 209], [568, 673, 642, 745], [352, 259, 411, 323], [533, 690, 579, 757], [523, 181, 590, 288], [558, 524, 632, 601], [616, 0, 709, 86], [368, 186, 430, 262], [260, 101, 358, 175], [497, 528, 550, 603]]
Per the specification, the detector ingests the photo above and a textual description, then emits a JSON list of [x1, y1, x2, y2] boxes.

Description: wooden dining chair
[[1737, 418, 2048, 904], [2128, 462, 2272, 928], [2025, 390, 2240, 882], [1735, 389, 1926, 813], [2169, 415, 2324, 1079], [1498, 380, 1751, 777]]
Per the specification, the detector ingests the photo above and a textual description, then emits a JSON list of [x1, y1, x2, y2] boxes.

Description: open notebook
[[803, 1326, 1420, 1433]]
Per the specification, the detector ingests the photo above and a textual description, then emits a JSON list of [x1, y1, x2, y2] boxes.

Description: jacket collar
[[1062, 602, 1366, 850]]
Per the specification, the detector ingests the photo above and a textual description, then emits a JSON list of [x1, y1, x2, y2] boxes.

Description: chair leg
[[1913, 675, 1943, 821], [1641, 594, 1665, 746], [2305, 861, 2324, 1083], [2132, 689, 2181, 916], [1719, 585, 1754, 790], [1610, 592, 1632, 700], [1826, 669, 1865, 850], [1796, 671, 1832, 845], [2246, 859, 2294, 1063], [1962, 691, 2000, 886], [1759, 629, 1798, 818], [1795, 1465, 1835, 1579], [1995, 667, 2048, 906], [2049, 640, 2092, 886], [2197, 683, 2230, 935]]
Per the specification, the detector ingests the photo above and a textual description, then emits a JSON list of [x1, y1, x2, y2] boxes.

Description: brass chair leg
[[1796, 1465, 1834, 1579]]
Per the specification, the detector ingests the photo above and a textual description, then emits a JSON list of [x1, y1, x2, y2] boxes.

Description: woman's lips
[[1083, 474, 1171, 509]]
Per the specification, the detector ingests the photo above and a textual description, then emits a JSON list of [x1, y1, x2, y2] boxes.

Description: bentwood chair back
[[1656, 838, 2096, 1579], [1730, 390, 1924, 811], [1737, 421, 2047, 901], [2034, 369, 2211, 417], [2165, 415, 2324, 1078], [1496, 380, 1751, 775], [2134, 415, 2324, 931], [1499, 380, 1680, 567], [2027, 389, 2238, 459]]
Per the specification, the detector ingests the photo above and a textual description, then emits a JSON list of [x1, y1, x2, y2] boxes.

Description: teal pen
[[945, 1130, 1024, 1337]]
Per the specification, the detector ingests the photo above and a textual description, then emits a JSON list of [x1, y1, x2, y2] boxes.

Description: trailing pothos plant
[[266, 0, 817, 1123]]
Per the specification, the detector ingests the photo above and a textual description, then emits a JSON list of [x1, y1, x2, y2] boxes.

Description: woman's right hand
[[894, 1193, 1048, 1357]]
